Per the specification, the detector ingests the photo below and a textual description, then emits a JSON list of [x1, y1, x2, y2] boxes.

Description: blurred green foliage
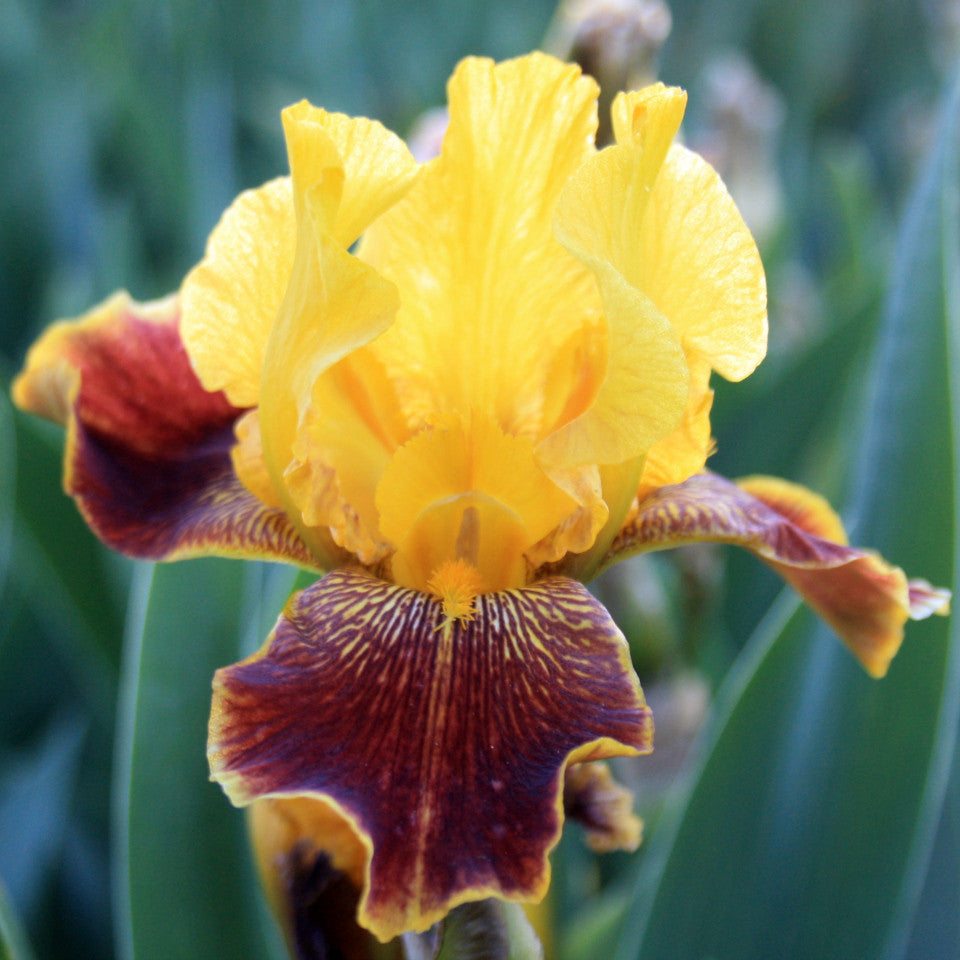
[[0, 1, 956, 959]]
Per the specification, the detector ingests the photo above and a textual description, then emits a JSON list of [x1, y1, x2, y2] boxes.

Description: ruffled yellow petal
[[281, 100, 419, 247], [231, 409, 283, 509], [180, 101, 417, 415], [180, 177, 294, 408], [259, 234, 399, 561], [631, 142, 768, 381], [559, 83, 687, 285], [283, 352, 408, 564], [535, 261, 688, 469], [548, 87, 691, 471], [537, 455, 645, 582], [525, 463, 608, 568], [257, 104, 419, 563], [360, 53, 603, 440], [637, 357, 715, 497], [376, 412, 577, 592]]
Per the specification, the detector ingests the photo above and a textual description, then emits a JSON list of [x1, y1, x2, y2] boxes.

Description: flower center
[[427, 558, 486, 624]]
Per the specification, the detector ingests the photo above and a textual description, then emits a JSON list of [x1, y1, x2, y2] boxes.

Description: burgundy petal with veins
[[606, 471, 950, 676], [209, 569, 652, 942], [13, 291, 315, 567]]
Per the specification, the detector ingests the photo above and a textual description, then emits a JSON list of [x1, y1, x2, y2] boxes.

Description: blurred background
[[0, 1, 957, 959]]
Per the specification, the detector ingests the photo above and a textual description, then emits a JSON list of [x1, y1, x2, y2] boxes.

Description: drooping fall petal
[[208, 568, 652, 942], [248, 797, 383, 960], [563, 762, 643, 853], [11, 291, 316, 567], [604, 472, 950, 677]]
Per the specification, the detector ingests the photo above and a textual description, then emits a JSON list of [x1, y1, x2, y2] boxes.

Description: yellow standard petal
[[181, 99, 418, 415], [628, 139, 768, 381], [281, 100, 420, 248], [560, 83, 687, 283], [547, 84, 691, 473], [637, 357, 716, 497], [535, 261, 688, 470], [257, 103, 419, 561], [180, 177, 295, 408], [283, 351, 407, 564], [360, 53, 603, 441]]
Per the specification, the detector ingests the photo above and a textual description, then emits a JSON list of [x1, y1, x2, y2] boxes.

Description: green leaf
[[0, 389, 15, 603], [114, 558, 296, 960], [0, 716, 86, 920], [10, 411, 129, 674], [616, 69, 960, 960], [0, 882, 37, 960]]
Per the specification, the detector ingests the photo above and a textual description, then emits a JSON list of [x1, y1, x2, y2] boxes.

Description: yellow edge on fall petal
[[601, 472, 950, 677], [13, 290, 176, 425], [209, 571, 652, 944], [216, 729, 644, 943]]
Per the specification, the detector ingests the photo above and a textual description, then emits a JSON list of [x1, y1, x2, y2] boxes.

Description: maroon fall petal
[[605, 471, 950, 676], [13, 291, 314, 567], [208, 569, 652, 942]]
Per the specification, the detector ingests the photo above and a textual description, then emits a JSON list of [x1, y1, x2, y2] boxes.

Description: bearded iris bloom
[[13, 53, 949, 944]]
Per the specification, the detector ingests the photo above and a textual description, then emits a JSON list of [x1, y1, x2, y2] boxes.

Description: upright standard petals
[[209, 569, 652, 942], [181, 177, 295, 408], [549, 85, 693, 473], [12, 292, 315, 567], [611, 88, 767, 381], [636, 359, 715, 497], [281, 100, 420, 249], [258, 105, 418, 563], [631, 142, 767, 381], [180, 104, 418, 413], [534, 262, 689, 471], [605, 472, 950, 676], [360, 54, 604, 439]]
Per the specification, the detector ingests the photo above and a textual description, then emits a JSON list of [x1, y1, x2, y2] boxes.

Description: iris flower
[[13, 53, 949, 944]]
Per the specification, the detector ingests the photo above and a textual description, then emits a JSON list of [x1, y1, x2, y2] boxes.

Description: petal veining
[[535, 261, 688, 470], [281, 100, 419, 248], [360, 54, 603, 439], [208, 569, 652, 942], [12, 291, 318, 566], [605, 472, 951, 676], [633, 143, 768, 381], [637, 358, 715, 497], [259, 230, 400, 562]]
